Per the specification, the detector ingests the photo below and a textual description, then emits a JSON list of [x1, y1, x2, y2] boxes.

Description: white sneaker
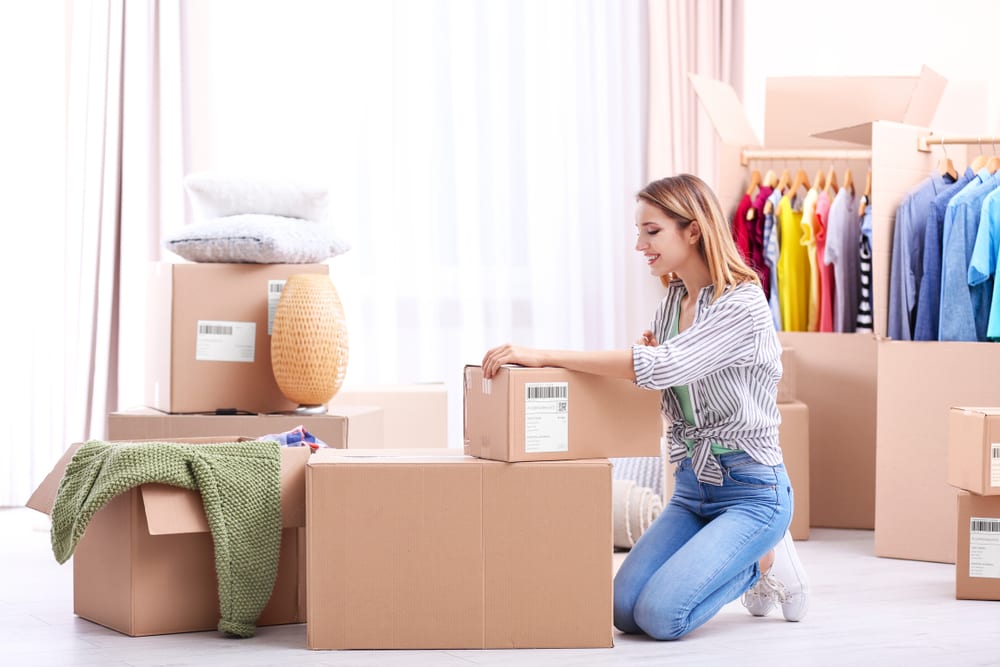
[[741, 530, 810, 622]]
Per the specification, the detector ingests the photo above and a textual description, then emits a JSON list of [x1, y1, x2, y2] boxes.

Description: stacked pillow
[[164, 172, 351, 263]]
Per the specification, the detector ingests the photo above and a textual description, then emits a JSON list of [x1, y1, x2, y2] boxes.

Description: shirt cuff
[[631, 344, 656, 388]]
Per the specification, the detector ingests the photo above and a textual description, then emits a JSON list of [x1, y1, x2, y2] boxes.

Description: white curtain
[[0, 0, 184, 506], [182, 0, 649, 447], [646, 0, 744, 183]]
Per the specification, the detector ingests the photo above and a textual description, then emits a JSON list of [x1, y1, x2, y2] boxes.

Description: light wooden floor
[[3, 506, 1000, 667]]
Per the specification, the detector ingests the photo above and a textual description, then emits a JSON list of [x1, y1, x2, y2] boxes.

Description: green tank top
[[669, 308, 740, 457]]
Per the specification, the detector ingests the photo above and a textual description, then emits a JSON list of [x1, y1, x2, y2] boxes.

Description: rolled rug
[[612, 479, 664, 550]]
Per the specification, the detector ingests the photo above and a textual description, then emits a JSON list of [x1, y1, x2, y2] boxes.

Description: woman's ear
[[686, 221, 702, 245]]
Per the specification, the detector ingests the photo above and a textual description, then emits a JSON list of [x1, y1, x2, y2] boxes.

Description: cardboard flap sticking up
[[25, 443, 83, 515], [902, 65, 949, 127], [143, 444, 311, 535], [688, 73, 761, 147]]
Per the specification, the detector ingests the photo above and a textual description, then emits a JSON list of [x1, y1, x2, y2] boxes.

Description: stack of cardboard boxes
[[303, 366, 662, 649], [947, 408, 1000, 600], [27, 261, 448, 638]]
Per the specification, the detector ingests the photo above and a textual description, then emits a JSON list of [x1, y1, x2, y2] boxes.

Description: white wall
[[743, 0, 1000, 142]]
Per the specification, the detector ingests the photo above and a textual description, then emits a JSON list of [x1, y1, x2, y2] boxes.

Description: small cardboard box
[[956, 492, 1000, 601], [779, 401, 810, 540], [146, 262, 330, 414], [306, 449, 612, 649], [948, 407, 1000, 496], [107, 406, 383, 450], [26, 437, 309, 636], [463, 365, 661, 462], [328, 383, 447, 447]]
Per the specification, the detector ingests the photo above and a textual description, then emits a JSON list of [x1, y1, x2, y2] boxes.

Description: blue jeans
[[613, 451, 793, 640]]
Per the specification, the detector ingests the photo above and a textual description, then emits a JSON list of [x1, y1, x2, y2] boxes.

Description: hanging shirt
[[800, 188, 821, 332], [823, 187, 859, 333], [939, 168, 1000, 341], [969, 186, 1000, 340], [750, 185, 774, 291], [763, 188, 783, 330], [914, 168, 975, 340], [732, 194, 754, 264], [815, 190, 835, 332], [778, 193, 809, 331], [856, 207, 874, 332], [887, 172, 955, 340]]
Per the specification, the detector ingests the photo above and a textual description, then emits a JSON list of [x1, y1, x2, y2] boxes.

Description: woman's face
[[634, 200, 699, 278]]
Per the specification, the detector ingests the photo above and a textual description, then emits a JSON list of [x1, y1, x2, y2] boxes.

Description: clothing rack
[[740, 148, 873, 166], [917, 135, 1000, 152]]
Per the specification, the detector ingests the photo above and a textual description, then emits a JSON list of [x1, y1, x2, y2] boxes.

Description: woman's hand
[[481, 344, 546, 379], [636, 329, 658, 346]]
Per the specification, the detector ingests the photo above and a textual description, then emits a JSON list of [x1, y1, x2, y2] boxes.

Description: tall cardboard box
[[948, 407, 1000, 496], [306, 449, 612, 649], [108, 406, 383, 450], [779, 401, 810, 540], [26, 437, 309, 636], [146, 262, 329, 414], [464, 365, 661, 462], [328, 383, 447, 447], [956, 492, 1000, 601]]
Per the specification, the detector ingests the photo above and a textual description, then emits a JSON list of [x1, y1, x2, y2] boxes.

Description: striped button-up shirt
[[632, 280, 783, 485]]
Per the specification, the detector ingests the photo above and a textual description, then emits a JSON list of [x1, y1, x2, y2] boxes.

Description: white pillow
[[184, 172, 330, 222], [163, 214, 351, 264]]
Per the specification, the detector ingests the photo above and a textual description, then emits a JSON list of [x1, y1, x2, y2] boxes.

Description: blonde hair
[[637, 173, 760, 301]]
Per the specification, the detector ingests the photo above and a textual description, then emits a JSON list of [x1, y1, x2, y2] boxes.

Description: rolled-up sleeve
[[632, 300, 757, 390]]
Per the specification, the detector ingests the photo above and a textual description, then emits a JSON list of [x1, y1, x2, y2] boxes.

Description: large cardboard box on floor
[[306, 449, 612, 649], [146, 262, 329, 414], [464, 365, 660, 462], [777, 347, 797, 404], [25, 437, 308, 636], [108, 406, 383, 450], [875, 343, 1000, 564], [328, 383, 447, 447], [956, 492, 1000, 601], [947, 407, 1000, 496]]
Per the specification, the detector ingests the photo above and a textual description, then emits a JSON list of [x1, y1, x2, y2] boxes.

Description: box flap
[[143, 444, 310, 535], [688, 73, 761, 147], [308, 447, 468, 467], [25, 443, 83, 515], [902, 65, 949, 127], [954, 407, 1000, 417]]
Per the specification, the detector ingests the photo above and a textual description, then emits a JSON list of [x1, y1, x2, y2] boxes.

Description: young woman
[[481, 173, 809, 640]]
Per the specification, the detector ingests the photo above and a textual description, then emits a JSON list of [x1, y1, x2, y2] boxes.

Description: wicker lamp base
[[270, 274, 349, 412]]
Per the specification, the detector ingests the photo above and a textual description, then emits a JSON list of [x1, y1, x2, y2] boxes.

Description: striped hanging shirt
[[632, 280, 783, 485]]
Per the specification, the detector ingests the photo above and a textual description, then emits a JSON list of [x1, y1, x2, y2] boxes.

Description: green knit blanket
[[50, 439, 282, 638]]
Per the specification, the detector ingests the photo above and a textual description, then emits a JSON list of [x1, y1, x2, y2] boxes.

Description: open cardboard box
[[26, 437, 309, 636]]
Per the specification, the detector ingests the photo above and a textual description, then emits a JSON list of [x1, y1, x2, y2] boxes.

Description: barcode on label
[[526, 384, 568, 400], [992, 444, 1000, 460], [971, 519, 1000, 533], [269, 282, 284, 293], [199, 324, 233, 336]]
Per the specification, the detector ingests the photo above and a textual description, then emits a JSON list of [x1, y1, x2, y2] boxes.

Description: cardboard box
[[777, 347, 796, 403], [26, 437, 309, 636], [779, 332, 878, 529], [875, 342, 1000, 564], [463, 365, 661, 462], [328, 383, 447, 447], [305, 448, 612, 650], [948, 407, 1000, 496], [107, 406, 383, 450], [779, 401, 810, 540], [146, 262, 330, 414], [956, 492, 1000, 601]]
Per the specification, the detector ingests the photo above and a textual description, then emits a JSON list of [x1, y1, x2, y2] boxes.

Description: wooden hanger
[[858, 169, 872, 216], [825, 165, 839, 196], [970, 139, 988, 172], [763, 169, 777, 189], [843, 167, 854, 196], [936, 142, 958, 180], [987, 155, 1000, 174], [746, 169, 762, 197], [812, 168, 826, 193], [777, 168, 791, 192], [788, 169, 810, 198]]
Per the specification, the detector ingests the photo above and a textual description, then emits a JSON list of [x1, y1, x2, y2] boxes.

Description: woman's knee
[[633, 599, 689, 641]]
